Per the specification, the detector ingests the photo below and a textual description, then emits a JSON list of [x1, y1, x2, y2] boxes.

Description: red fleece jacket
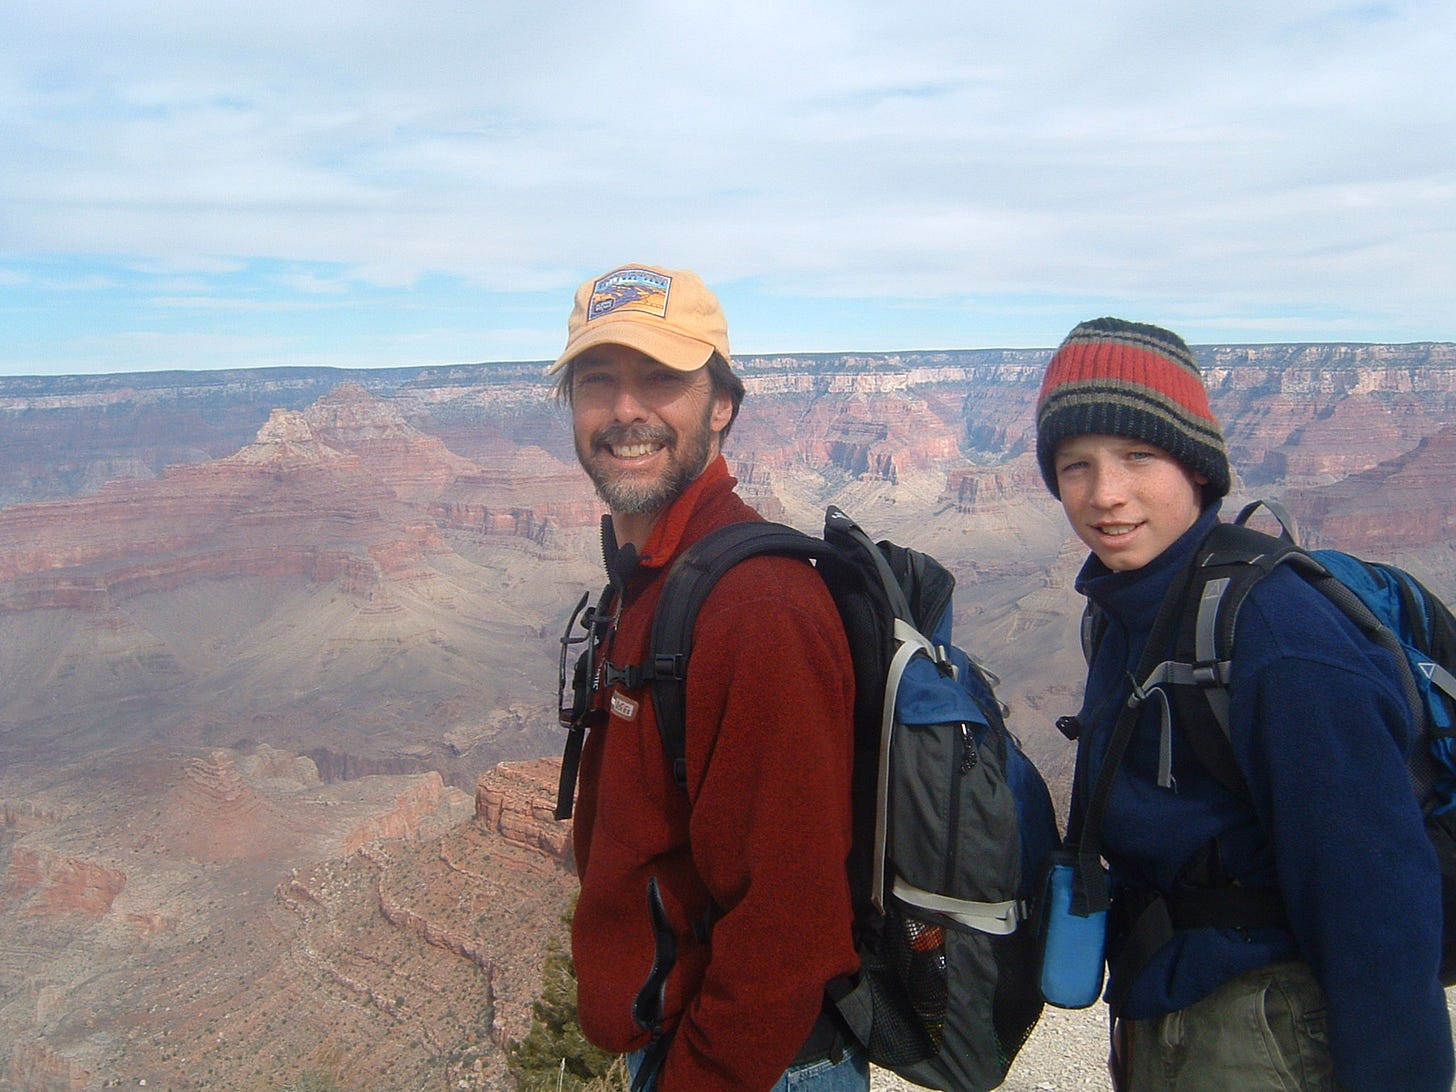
[[569, 457, 859, 1091]]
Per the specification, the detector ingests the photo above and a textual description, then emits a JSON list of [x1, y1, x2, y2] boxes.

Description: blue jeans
[[626, 1043, 869, 1092]]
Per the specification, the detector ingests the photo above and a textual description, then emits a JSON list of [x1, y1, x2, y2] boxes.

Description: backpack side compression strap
[[649, 520, 835, 789]]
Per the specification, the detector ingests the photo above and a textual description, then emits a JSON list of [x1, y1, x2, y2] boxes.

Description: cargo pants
[[1117, 961, 1336, 1091]]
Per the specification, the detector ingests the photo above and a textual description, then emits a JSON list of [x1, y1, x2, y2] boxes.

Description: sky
[[2, 1, 1454, 377]]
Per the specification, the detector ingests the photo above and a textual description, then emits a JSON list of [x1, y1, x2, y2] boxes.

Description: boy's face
[[1053, 433, 1208, 572]]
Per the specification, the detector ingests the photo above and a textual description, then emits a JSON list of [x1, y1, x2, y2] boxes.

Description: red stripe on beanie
[[1038, 339, 1217, 428]]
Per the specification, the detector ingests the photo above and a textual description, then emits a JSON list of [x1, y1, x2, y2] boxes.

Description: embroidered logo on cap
[[610, 691, 639, 721], [587, 267, 672, 323]]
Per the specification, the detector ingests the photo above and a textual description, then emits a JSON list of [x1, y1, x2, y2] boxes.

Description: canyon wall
[[2, 343, 1455, 1087]]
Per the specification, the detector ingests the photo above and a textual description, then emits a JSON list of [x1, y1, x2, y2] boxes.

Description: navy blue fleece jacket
[[1070, 503, 1452, 1091]]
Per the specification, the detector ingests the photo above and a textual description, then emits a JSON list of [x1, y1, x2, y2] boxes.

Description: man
[[1037, 317, 1453, 1090], [549, 264, 866, 1091]]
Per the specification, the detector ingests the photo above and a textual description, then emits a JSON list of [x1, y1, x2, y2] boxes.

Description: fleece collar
[[635, 454, 734, 570]]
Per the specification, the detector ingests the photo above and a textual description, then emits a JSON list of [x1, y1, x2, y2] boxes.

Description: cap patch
[[588, 268, 672, 323]]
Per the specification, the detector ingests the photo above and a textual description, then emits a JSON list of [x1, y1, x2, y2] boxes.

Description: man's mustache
[[592, 424, 674, 451]]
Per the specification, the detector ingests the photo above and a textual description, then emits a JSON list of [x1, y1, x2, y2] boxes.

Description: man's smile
[[607, 440, 665, 460]]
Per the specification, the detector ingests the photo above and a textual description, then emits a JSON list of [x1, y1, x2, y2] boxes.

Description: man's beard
[[577, 404, 718, 517]]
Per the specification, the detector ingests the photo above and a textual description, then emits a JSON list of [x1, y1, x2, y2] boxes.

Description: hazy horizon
[[6, 336, 1456, 387]]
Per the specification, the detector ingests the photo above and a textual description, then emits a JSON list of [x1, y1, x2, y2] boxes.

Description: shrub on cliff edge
[[508, 909, 624, 1091]]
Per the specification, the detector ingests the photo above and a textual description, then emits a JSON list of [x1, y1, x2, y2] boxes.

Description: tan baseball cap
[[546, 263, 732, 375]]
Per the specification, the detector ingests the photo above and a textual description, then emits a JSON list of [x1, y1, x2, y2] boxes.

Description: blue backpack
[[558, 506, 1060, 1091], [1075, 499, 1456, 992]]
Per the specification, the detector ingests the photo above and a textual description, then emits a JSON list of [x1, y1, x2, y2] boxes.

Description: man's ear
[[709, 388, 733, 435]]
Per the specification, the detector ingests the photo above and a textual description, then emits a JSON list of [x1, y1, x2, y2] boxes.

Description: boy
[[1037, 317, 1452, 1090]]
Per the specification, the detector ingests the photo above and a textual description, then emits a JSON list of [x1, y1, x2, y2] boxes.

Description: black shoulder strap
[[1175, 521, 1425, 800], [650, 520, 834, 789], [1138, 522, 1312, 799], [1079, 600, 1107, 667], [1071, 554, 1197, 916], [1188, 523, 1307, 683]]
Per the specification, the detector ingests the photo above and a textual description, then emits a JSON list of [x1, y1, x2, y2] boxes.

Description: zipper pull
[[960, 723, 979, 773]]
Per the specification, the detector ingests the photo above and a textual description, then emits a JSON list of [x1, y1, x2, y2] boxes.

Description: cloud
[[1, 0, 1453, 373]]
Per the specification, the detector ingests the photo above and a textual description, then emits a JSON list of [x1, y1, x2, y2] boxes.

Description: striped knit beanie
[[1035, 317, 1229, 500]]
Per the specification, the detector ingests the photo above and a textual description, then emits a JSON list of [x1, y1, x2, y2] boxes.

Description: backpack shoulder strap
[[1143, 521, 1315, 797], [650, 520, 834, 789], [1071, 551, 1194, 915], [1079, 600, 1106, 667], [1165, 519, 1427, 799]]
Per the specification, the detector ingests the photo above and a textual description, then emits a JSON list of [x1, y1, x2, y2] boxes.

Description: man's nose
[[609, 379, 650, 422]]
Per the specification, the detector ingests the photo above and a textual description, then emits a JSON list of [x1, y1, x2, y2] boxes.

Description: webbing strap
[[1184, 575, 1238, 736], [891, 876, 1023, 935], [1136, 660, 1228, 691], [1233, 497, 1299, 543], [1104, 899, 1174, 1014], [554, 721, 587, 821], [1133, 658, 1235, 744], [1425, 661, 1456, 704], [1193, 578, 1231, 681], [872, 618, 936, 913], [1153, 688, 1174, 790]]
